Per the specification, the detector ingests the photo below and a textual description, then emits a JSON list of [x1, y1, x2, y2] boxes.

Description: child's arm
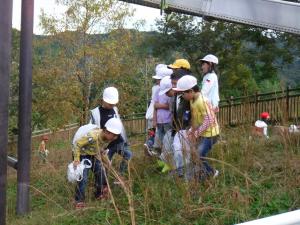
[[154, 102, 169, 110], [201, 74, 215, 96], [192, 114, 215, 137], [39, 141, 46, 152], [152, 107, 157, 128], [73, 134, 93, 163]]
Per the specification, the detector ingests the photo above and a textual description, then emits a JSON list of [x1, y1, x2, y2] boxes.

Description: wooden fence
[[8, 123, 79, 155], [122, 113, 147, 136], [218, 87, 300, 126], [122, 87, 300, 134], [8, 88, 299, 143]]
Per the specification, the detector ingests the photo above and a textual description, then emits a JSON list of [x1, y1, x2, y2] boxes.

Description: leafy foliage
[[9, 7, 300, 132], [36, 0, 146, 127], [150, 13, 300, 97]]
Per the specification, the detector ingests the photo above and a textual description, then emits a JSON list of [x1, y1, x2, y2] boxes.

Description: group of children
[[34, 53, 222, 209], [144, 55, 220, 179], [36, 54, 299, 210], [67, 54, 221, 209], [70, 87, 132, 209]]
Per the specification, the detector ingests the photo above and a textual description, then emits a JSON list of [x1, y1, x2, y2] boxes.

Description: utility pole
[[17, 0, 34, 215], [0, 0, 12, 224]]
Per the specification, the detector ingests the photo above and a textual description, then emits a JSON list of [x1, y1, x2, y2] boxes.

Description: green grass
[[6, 127, 300, 225]]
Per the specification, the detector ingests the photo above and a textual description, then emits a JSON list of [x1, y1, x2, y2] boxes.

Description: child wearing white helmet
[[72, 118, 122, 209], [173, 75, 220, 180], [144, 65, 173, 156], [89, 87, 132, 176], [199, 54, 220, 112], [155, 76, 177, 173], [152, 75, 174, 151]]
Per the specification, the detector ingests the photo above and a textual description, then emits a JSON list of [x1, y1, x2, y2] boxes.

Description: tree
[[151, 12, 299, 97], [38, 0, 143, 125]]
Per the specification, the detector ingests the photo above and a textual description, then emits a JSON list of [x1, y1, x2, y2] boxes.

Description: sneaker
[[96, 186, 109, 200], [151, 150, 158, 156], [157, 160, 165, 168], [213, 170, 219, 178], [74, 201, 85, 209], [144, 143, 154, 156], [161, 163, 172, 173], [113, 180, 122, 185], [113, 176, 125, 185]]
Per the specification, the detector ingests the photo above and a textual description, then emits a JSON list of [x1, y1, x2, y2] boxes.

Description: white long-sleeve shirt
[[201, 72, 220, 109]]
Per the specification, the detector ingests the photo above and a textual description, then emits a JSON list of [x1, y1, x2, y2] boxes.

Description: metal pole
[[7, 156, 18, 170], [0, 1, 13, 223], [16, 0, 34, 215]]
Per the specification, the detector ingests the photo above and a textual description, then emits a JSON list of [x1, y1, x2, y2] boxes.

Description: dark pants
[[198, 136, 219, 178], [107, 141, 132, 174], [75, 155, 107, 202]]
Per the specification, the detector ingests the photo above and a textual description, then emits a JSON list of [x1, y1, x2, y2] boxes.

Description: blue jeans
[[154, 123, 172, 148], [198, 136, 219, 178], [75, 155, 107, 202], [146, 135, 155, 148], [108, 141, 132, 174]]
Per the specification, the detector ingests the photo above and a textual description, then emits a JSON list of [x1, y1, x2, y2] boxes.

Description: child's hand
[[102, 149, 109, 156], [187, 129, 197, 143], [73, 160, 80, 168]]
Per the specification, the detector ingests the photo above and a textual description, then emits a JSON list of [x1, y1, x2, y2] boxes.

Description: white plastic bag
[[67, 159, 92, 183], [145, 101, 154, 119]]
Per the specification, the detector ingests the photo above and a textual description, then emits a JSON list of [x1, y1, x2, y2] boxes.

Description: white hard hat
[[152, 65, 173, 80], [105, 117, 122, 135], [159, 76, 172, 96], [200, 54, 219, 64], [103, 87, 119, 104], [67, 159, 92, 183], [173, 75, 197, 92], [155, 64, 166, 74]]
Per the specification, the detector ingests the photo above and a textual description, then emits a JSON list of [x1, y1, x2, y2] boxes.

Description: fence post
[[286, 86, 290, 122], [255, 91, 259, 121], [229, 96, 234, 126]]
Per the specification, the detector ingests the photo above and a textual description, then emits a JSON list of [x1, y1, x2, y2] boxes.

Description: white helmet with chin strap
[[103, 87, 119, 104], [105, 117, 122, 135], [200, 54, 219, 65], [67, 159, 92, 183]]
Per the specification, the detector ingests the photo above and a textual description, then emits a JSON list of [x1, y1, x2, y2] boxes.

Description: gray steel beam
[[16, 0, 34, 215], [120, 0, 300, 35], [0, 0, 12, 224], [8, 156, 18, 170]]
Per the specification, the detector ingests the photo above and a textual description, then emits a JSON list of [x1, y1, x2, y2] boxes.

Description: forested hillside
[[9, 9, 300, 134]]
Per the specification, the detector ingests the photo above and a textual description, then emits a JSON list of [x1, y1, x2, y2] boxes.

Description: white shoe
[[213, 170, 219, 178], [144, 144, 153, 156]]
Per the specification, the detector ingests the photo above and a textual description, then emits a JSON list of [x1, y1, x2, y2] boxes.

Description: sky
[[12, 0, 161, 34]]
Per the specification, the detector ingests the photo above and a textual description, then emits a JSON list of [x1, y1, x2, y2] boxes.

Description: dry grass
[[6, 127, 300, 225]]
